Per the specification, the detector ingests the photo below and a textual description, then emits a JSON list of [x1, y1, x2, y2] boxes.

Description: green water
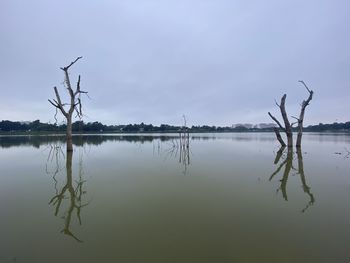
[[0, 133, 349, 263]]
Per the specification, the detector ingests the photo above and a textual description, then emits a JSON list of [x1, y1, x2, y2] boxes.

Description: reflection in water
[[2, 133, 350, 262], [270, 147, 315, 212], [178, 136, 191, 175], [296, 148, 315, 212], [45, 145, 65, 194], [163, 138, 191, 175], [47, 148, 89, 242], [179, 143, 190, 175], [1, 133, 349, 149], [341, 147, 350, 159], [0, 135, 178, 148]]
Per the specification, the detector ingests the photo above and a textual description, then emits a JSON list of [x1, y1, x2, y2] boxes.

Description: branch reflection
[[163, 137, 191, 175], [270, 147, 315, 212]]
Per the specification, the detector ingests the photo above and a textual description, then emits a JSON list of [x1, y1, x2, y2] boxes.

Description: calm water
[[0, 133, 349, 263]]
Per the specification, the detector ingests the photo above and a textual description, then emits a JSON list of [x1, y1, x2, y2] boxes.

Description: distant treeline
[[303, 122, 350, 132], [0, 134, 179, 149], [0, 120, 349, 133]]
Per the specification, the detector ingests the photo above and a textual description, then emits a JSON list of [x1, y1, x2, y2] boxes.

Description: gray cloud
[[1, 0, 349, 126]]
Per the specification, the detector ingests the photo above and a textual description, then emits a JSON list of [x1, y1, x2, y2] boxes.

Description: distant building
[[257, 123, 277, 129], [20, 121, 31, 125], [232, 123, 253, 129], [232, 123, 277, 129]]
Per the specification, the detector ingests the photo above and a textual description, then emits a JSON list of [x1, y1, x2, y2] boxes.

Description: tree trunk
[[286, 132, 293, 148], [296, 82, 313, 148], [66, 116, 73, 152], [295, 108, 306, 148], [296, 122, 303, 148], [280, 94, 293, 147], [268, 94, 293, 148]]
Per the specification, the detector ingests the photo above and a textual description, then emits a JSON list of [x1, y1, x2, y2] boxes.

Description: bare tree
[[268, 81, 314, 148], [48, 57, 88, 152], [268, 94, 293, 147], [179, 114, 190, 152], [293, 81, 314, 148]]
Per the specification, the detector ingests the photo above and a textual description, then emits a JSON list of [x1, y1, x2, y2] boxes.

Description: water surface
[[0, 133, 349, 263]]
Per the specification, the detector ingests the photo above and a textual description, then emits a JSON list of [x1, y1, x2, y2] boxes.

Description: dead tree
[[179, 114, 190, 151], [268, 81, 314, 148], [268, 94, 293, 147], [293, 81, 314, 148], [48, 57, 88, 152]]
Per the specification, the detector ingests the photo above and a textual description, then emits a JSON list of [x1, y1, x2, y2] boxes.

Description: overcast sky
[[1, 0, 349, 126]]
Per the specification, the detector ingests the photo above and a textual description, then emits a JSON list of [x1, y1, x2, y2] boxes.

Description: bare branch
[[60, 56, 83, 71], [83, 92, 91, 100], [296, 81, 314, 147], [274, 99, 280, 107], [53, 87, 63, 106], [74, 75, 81, 96], [52, 99, 69, 107], [273, 127, 286, 147], [51, 87, 68, 117], [64, 71, 74, 100], [268, 112, 285, 131], [48, 99, 59, 108], [78, 98, 82, 116], [298, 80, 312, 94]]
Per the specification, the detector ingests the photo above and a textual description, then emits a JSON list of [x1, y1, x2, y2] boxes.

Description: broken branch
[[60, 56, 83, 71], [268, 112, 285, 131]]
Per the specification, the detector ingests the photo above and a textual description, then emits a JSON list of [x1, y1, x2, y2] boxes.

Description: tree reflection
[[270, 147, 315, 212], [47, 148, 89, 242], [178, 139, 190, 175], [163, 138, 191, 175], [0, 135, 180, 148], [296, 148, 315, 212], [45, 144, 65, 194]]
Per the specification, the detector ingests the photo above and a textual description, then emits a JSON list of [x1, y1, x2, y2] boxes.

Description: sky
[[0, 0, 349, 126]]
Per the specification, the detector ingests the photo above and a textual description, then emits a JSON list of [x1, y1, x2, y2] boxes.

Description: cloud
[[1, 0, 349, 125]]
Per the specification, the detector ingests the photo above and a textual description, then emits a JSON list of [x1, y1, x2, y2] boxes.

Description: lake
[[0, 133, 349, 263]]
